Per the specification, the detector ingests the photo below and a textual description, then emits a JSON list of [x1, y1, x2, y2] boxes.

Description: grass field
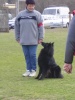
[[0, 28, 75, 100]]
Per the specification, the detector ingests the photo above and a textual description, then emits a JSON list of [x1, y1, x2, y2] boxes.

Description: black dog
[[35, 42, 63, 80]]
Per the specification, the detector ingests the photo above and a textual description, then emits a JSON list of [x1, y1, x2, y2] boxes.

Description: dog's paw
[[38, 76, 44, 80], [38, 78, 43, 80]]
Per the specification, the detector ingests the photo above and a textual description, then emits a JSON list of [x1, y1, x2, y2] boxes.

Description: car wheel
[[66, 23, 69, 28]]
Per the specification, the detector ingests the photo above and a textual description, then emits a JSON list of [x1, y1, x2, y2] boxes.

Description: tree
[[0, 0, 9, 32]]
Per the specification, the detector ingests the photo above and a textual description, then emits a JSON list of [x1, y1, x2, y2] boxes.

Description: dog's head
[[41, 42, 54, 56]]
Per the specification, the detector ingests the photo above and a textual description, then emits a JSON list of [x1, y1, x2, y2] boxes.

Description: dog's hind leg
[[49, 68, 55, 78], [54, 66, 63, 78]]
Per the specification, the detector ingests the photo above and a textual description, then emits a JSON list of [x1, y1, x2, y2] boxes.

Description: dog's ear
[[52, 42, 54, 46], [41, 42, 46, 47], [49, 42, 54, 46]]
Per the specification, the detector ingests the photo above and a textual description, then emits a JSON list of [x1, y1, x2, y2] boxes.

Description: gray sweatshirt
[[65, 15, 75, 63], [15, 9, 44, 45]]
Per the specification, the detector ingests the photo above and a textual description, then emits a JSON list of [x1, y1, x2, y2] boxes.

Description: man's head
[[25, 0, 35, 11], [26, 0, 35, 5]]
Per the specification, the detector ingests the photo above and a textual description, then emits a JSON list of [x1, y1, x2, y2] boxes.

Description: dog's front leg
[[35, 68, 42, 79], [38, 69, 46, 80]]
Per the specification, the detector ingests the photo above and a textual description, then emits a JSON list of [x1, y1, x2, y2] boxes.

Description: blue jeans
[[22, 45, 37, 72]]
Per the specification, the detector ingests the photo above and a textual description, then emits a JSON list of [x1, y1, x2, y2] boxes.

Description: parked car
[[42, 6, 70, 20], [8, 17, 16, 29], [42, 6, 70, 28], [43, 15, 69, 28]]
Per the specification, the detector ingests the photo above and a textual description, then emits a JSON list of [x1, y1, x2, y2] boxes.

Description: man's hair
[[25, 0, 35, 5]]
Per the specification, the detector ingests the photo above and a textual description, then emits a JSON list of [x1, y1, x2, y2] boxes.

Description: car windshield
[[9, 17, 16, 21], [42, 9, 56, 15]]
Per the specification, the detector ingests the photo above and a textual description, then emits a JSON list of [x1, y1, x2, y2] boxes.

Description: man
[[15, 0, 44, 77], [63, 14, 75, 73]]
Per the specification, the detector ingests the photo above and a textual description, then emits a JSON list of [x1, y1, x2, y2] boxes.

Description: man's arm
[[14, 17, 20, 42]]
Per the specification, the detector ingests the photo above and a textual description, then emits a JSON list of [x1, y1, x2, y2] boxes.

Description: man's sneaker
[[22, 70, 31, 77], [29, 70, 36, 77]]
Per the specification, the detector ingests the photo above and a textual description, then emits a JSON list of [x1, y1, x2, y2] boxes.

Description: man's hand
[[38, 39, 43, 44], [63, 63, 72, 74]]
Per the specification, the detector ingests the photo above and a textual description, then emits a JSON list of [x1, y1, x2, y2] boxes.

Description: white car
[[43, 16, 69, 28], [8, 17, 16, 29], [42, 6, 70, 28]]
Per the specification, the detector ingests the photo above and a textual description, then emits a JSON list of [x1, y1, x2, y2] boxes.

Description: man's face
[[26, 4, 35, 11]]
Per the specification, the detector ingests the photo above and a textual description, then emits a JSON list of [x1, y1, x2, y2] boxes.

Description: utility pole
[[16, 0, 19, 15], [16, 0, 25, 15]]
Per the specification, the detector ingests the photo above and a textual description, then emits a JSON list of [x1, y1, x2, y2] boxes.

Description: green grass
[[0, 28, 75, 100]]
